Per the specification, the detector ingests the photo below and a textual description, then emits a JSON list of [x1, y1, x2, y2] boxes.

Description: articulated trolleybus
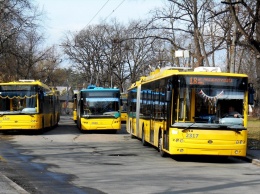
[[127, 67, 254, 157], [0, 80, 60, 132], [77, 85, 121, 133]]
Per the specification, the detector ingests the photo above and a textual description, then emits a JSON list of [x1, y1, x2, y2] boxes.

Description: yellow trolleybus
[[127, 67, 254, 157], [76, 85, 121, 133], [0, 80, 60, 132]]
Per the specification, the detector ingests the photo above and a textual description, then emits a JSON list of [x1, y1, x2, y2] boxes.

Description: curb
[[0, 172, 29, 194], [245, 155, 260, 166]]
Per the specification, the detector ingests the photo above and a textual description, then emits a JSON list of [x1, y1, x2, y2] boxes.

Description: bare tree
[[61, 20, 156, 91], [120, 21, 157, 85], [62, 25, 111, 87], [222, 0, 260, 108], [0, 0, 54, 82], [143, 0, 226, 67]]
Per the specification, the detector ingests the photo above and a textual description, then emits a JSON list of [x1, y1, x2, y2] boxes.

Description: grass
[[247, 117, 260, 150]]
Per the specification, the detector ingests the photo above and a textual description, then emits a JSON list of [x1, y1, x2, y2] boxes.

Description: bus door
[[135, 85, 141, 136], [150, 90, 157, 144], [162, 87, 173, 151]]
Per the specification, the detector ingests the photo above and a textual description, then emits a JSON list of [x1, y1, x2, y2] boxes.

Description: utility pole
[[230, 20, 237, 73], [221, 0, 239, 73], [230, 0, 238, 73]]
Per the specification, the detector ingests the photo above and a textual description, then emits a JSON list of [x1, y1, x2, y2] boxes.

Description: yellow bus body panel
[[129, 118, 247, 157], [0, 114, 42, 130], [73, 110, 77, 122], [167, 128, 247, 156], [0, 113, 59, 131], [80, 117, 121, 131], [121, 112, 127, 122]]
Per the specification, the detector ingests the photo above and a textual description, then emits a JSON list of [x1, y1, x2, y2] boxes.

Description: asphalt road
[[0, 116, 260, 194]]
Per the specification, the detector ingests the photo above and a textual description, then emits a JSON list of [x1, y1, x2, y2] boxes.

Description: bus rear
[[77, 86, 121, 133]]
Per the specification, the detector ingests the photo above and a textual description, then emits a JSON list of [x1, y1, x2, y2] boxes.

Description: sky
[[34, 0, 165, 46]]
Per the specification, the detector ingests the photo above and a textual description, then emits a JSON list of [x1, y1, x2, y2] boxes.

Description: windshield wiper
[[227, 125, 245, 133], [182, 123, 196, 132]]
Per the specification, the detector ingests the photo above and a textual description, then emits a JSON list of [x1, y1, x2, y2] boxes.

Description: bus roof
[[81, 86, 120, 92], [129, 66, 248, 89], [0, 80, 51, 90]]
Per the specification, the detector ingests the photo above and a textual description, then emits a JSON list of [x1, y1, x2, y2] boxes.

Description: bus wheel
[[40, 117, 45, 133], [130, 121, 134, 139], [50, 117, 53, 129], [158, 131, 166, 157], [77, 117, 82, 132], [42, 118, 44, 130], [142, 127, 147, 146]]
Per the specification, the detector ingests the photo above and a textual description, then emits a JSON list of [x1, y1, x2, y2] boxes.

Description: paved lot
[[0, 116, 260, 194]]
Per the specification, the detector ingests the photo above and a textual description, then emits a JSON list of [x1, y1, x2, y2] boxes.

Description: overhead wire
[[86, 0, 110, 26], [103, 0, 126, 22]]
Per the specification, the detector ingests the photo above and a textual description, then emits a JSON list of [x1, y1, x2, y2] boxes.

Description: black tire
[[130, 121, 135, 139], [158, 131, 166, 157], [39, 117, 45, 134], [41, 118, 44, 130], [142, 127, 147, 146], [77, 117, 82, 132], [49, 117, 53, 129]]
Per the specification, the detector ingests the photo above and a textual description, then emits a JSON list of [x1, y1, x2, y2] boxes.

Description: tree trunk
[[193, 0, 203, 67], [254, 5, 260, 108]]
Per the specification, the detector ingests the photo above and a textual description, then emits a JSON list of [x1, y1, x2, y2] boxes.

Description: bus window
[[176, 87, 191, 122], [194, 90, 217, 123]]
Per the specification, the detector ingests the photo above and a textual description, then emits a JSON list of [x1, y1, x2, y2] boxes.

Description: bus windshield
[[81, 91, 120, 115], [0, 85, 38, 113], [173, 76, 247, 127]]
